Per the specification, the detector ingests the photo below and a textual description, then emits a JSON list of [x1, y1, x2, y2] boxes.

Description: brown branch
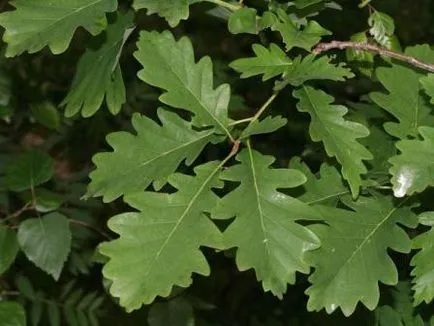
[[313, 41, 434, 73], [69, 219, 112, 240]]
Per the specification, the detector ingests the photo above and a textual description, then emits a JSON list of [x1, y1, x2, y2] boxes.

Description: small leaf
[[346, 32, 374, 76], [30, 101, 60, 130], [0, 301, 26, 326], [293, 86, 372, 197], [21, 188, 64, 213], [375, 306, 403, 326], [272, 9, 331, 51], [389, 126, 434, 197], [134, 30, 231, 135], [30, 300, 43, 326], [47, 303, 60, 326], [148, 298, 195, 326], [100, 162, 224, 311], [15, 276, 35, 299], [17, 213, 72, 280], [0, 0, 118, 56], [62, 12, 135, 118], [6, 150, 54, 192], [214, 148, 321, 297], [370, 45, 434, 139], [240, 116, 287, 139], [133, 0, 197, 27], [0, 225, 19, 275], [368, 11, 395, 46], [306, 195, 417, 316], [228, 8, 257, 34], [87, 109, 220, 202]]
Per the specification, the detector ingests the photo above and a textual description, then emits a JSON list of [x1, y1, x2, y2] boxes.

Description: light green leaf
[[239, 116, 287, 139], [100, 162, 224, 311], [17, 213, 72, 280], [230, 43, 292, 81], [228, 8, 257, 34], [62, 12, 135, 118], [6, 150, 54, 192], [213, 148, 321, 297], [0, 0, 118, 57], [368, 11, 395, 46], [134, 30, 231, 135], [306, 195, 417, 316], [289, 158, 348, 205], [30, 101, 60, 130], [230, 44, 353, 86], [346, 32, 374, 77], [420, 73, 434, 104], [389, 126, 434, 197], [411, 212, 434, 305], [272, 9, 331, 51], [87, 109, 219, 202], [148, 298, 195, 326], [0, 226, 19, 275], [133, 0, 198, 27], [293, 86, 372, 197], [278, 54, 354, 88], [370, 45, 434, 139], [0, 301, 26, 326]]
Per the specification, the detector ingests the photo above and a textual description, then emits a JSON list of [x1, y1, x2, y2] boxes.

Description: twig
[[313, 41, 434, 73], [69, 219, 112, 240], [204, 0, 242, 12], [1, 202, 34, 223]]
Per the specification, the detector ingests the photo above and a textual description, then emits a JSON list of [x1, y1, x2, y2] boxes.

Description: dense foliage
[[1, 0, 434, 325]]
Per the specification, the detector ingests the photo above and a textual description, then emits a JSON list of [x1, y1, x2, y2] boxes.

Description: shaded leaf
[[100, 162, 224, 311], [148, 298, 195, 326], [0, 0, 118, 56], [17, 213, 72, 280], [87, 109, 219, 202], [306, 195, 417, 316], [6, 150, 53, 192], [293, 86, 372, 197], [134, 30, 231, 135], [62, 12, 135, 118], [228, 8, 257, 34], [0, 226, 18, 275], [389, 126, 434, 197], [0, 301, 26, 326], [30, 101, 60, 130], [214, 148, 321, 297]]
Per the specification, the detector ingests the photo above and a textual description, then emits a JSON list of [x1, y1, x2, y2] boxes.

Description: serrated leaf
[[228, 8, 258, 34], [62, 12, 134, 118], [370, 45, 434, 139], [87, 109, 219, 202], [132, 0, 198, 27], [0, 226, 19, 275], [17, 213, 72, 280], [230, 43, 292, 81], [239, 116, 287, 139], [392, 281, 425, 325], [148, 298, 195, 326], [134, 30, 231, 135], [0, 301, 26, 326], [100, 161, 224, 311], [389, 126, 434, 197], [0, 0, 118, 57], [272, 9, 331, 51], [411, 212, 434, 305], [368, 11, 395, 46], [6, 150, 54, 192], [306, 195, 417, 316], [230, 44, 353, 86], [277, 54, 354, 88], [213, 148, 321, 297], [293, 86, 372, 197], [289, 158, 348, 205]]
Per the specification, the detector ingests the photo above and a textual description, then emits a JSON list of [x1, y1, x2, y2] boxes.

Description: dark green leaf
[[0, 226, 19, 275], [148, 298, 195, 326]]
